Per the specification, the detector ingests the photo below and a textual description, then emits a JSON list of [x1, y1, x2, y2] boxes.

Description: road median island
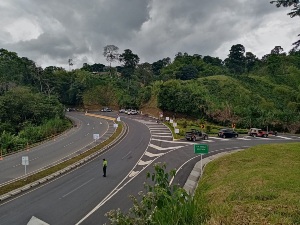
[[0, 114, 127, 201]]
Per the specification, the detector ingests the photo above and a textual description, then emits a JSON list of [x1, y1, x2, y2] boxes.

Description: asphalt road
[[0, 113, 299, 225], [0, 112, 113, 185]]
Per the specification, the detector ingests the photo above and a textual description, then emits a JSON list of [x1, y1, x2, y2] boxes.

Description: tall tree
[[151, 57, 171, 76], [119, 49, 140, 79], [103, 45, 119, 77], [245, 52, 259, 73], [224, 44, 246, 75], [271, 46, 285, 55]]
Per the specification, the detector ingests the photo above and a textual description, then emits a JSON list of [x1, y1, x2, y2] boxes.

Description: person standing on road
[[103, 159, 108, 177]]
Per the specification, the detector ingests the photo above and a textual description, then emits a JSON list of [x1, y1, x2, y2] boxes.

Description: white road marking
[[276, 136, 292, 140], [138, 159, 153, 166], [150, 131, 170, 134], [149, 143, 183, 151], [151, 138, 186, 144], [145, 151, 164, 157], [61, 178, 94, 198], [151, 135, 173, 138], [208, 137, 222, 140], [129, 171, 139, 178], [238, 138, 251, 140]]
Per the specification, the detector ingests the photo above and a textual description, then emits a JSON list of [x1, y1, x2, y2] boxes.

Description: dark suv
[[218, 128, 238, 138]]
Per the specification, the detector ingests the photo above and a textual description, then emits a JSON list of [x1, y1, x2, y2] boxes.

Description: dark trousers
[[103, 166, 107, 177]]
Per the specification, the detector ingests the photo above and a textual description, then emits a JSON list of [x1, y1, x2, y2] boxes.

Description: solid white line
[[62, 178, 94, 198]]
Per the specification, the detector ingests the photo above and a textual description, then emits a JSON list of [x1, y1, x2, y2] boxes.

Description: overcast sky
[[0, 0, 298, 69]]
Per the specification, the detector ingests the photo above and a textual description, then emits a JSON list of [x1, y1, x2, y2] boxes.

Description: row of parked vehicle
[[185, 127, 277, 141], [119, 109, 139, 115]]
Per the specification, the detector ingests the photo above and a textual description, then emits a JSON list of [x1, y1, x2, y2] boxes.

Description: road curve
[[0, 112, 113, 185], [0, 113, 299, 225]]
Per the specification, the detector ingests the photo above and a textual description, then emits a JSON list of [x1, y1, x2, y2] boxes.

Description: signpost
[[93, 134, 100, 142], [117, 116, 121, 122], [22, 156, 29, 175], [194, 144, 209, 175]]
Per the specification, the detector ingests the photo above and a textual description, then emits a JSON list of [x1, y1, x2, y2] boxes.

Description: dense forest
[[1, 41, 300, 154]]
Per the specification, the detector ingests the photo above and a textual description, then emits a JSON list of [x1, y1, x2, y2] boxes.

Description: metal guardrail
[[0, 118, 128, 201]]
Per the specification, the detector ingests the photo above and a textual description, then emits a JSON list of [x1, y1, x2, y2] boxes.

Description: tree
[[119, 49, 140, 79], [151, 57, 171, 76], [245, 52, 259, 73], [271, 46, 285, 55], [103, 45, 119, 77], [203, 56, 223, 67], [175, 65, 198, 80], [224, 44, 246, 75], [136, 62, 154, 86], [271, 0, 300, 50]]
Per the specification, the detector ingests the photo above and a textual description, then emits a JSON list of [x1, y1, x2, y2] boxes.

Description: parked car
[[268, 130, 278, 136], [218, 128, 238, 138], [248, 128, 268, 137], [130, 109, 138, 115], [101, 107, 112, 112], [119, 109, 125, 113], [185, 129, 208, 141]]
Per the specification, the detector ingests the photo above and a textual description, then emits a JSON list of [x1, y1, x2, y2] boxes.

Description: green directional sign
[[194, 144, 209, 154]]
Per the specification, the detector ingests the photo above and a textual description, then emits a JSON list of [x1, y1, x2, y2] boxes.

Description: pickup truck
[[185, 129, 208, 141], [248, 128, 268, 137]]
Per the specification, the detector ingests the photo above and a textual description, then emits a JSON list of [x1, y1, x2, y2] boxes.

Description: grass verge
[[0, 122, 123, 196], [193, 142, 300, 225]]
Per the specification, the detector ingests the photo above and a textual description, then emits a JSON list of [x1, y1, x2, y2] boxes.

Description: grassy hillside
[[193, 143, 300, 225]]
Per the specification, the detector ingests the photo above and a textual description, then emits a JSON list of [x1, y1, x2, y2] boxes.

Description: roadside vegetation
[[194, 142, 300, 225], [106, 143, 300, 225]]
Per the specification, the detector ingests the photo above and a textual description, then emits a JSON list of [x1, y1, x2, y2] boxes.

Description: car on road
[[101, 107, 112, 112], [129, 109, 138, 115], [218, 128, 238, 138], [248, 128, 268, 137], [185, 129, 208, 141], [119, 109, 125, 113], [268, 130, 278, 136]]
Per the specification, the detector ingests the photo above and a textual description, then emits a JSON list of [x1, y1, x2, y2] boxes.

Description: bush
[[106, 163, 202, 225]]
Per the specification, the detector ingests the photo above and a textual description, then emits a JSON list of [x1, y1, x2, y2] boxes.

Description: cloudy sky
[[0, 0, 298, 69]]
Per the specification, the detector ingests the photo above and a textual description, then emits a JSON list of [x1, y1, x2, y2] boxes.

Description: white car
[[119, 109, 125, 113], [130, 110, 138, 115]]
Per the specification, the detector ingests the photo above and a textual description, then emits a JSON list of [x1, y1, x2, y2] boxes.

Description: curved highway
[[0, 112, 114, 185], [0, 113, 299, 224]]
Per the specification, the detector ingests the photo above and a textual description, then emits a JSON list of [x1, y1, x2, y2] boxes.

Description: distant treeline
[[1, 44, 300, 136]]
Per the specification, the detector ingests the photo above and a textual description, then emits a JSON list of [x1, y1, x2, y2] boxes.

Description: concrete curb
[[183, 149, 244, 195], [0, 119, 128, 202]]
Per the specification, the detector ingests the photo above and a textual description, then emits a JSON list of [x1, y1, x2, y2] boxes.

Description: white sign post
[[22, 156, 29, 175], [93, 134, 100, 142], [175, 128, 179, 134], [117, 117, 121, 122], [166, 117, 169, 121], [113, 124, 118, 128], [173, 122, 177, 127]]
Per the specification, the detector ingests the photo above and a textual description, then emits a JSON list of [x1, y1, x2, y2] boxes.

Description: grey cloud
[[0, 0, 297, 68]]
